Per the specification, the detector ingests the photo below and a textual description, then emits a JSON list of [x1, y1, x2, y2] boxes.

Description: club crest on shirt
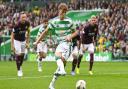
[[59, 30, 65, 35], [25, 26, 28, 29], [94, 28, 97, 31], [19, 28, 21, 30]]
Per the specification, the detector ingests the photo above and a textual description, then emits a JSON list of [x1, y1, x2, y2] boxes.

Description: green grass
[[0, 61, 128, 89]]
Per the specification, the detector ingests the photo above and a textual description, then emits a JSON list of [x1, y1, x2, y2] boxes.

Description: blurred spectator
[[33, 6, 40, 16], [0, 0, 127, 59]]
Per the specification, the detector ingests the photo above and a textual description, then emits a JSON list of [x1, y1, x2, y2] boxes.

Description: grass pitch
[[0, 61, 128, 89]]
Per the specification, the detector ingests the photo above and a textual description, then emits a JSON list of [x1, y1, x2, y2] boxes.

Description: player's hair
[[20, 11, 26, 17], [20, 11, 25, 14], [58, 3, 68, 12], [18, 11, 26, 20], [91, 15, 96, 18]]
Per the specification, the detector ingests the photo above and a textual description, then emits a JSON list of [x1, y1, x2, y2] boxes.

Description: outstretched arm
[[71, 30, 79, 39], [34, 26, 49, 45], [66, 30, 79, 42]]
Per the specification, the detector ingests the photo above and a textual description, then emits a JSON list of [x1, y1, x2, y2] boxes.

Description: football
[[76, 80, 86, 89]]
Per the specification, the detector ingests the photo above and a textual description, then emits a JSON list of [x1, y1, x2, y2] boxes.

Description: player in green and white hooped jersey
[[36, 18, 48, 72], [34, 3, 79, 89]]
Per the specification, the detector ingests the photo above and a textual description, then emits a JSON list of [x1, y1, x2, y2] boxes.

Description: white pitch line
[[0, 72, 128, 80], [0, 75, 52, 80]]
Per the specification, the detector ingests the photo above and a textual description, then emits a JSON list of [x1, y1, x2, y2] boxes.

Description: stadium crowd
[[0, 0, 128, 58]]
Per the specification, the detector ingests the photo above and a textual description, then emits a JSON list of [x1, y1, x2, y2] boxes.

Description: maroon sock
[[20, 54, 24, 66], [89, 53, 94, 71], [72, 58, 77, 71], [77, 55, 83, 68], [15, 55, 21, 71]]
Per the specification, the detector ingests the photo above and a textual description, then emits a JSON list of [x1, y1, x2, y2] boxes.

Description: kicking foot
[[71, 71, 75, 76], [38, 67, 42, 72], [76, 68, 80, 74], [17, 70, 23, 77]]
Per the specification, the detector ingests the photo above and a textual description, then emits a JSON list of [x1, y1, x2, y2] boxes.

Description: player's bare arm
[[66, 30, 79, 42], [77, 38, 81, 50], [26, 27, 30, 48], [11, 32, 15, 52], [34, 26, 49, 45]]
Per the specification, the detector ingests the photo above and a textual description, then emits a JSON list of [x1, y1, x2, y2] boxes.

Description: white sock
[[50, 74, 59, 88], [56, 59, 65, 72], [52, 75, 58, 83], [36, 55, 39, 62], [38, 59, 42, 68]]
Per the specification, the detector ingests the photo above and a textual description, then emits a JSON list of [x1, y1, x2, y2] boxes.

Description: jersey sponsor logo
[[88, 32, 95, 36], [25, 26, 28, 29], [19, 30, 26, 34], [94, 28, 97, 31]]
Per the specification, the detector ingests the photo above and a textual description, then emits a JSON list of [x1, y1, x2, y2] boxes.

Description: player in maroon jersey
[[11, 12, 30, 77], [79, 15, 98, 75]]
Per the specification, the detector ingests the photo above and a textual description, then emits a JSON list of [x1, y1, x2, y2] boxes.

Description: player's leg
[[18, 41, 26, 76], [36, 42, 43, 69], [49, 55, 64, 89], [49, 73, 59, 89], [88, 43, 95, 75], [19, 53, 24, 67], [49, 42, 70, 89], [14, 40, 25, 77], [76, 54, 83, 74], [14, 41, 21, 71], [54, 53, 66, 75], [49, 60, 67, 89], [76, 44, 84, 74], [37, 42, 47, 72], [20, 41, 26, 68], [49, 53, 64, 89], [54, 42, 71, 75], [15, 54, 24, 77], [15, 54, 21, 71], [37, 52, 43, 72], [71, 46, 78, 75], [71, 55, 77, 75]]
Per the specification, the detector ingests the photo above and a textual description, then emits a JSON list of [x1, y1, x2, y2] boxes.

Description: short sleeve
[[48, 22, 55, 30], [38, 24, 44, 32]]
